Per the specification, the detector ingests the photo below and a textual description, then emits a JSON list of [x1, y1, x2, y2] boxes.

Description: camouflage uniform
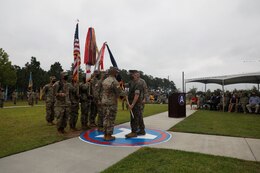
[[79, 81, 91, 129], [0, 89, 4, 108], [42, 82, 55, 124], [139, 78, 148, 112], [35, 90, 39, 104], [93, 73, 106, 130], [12, 91, 17, 105], [69, 83, 79, 129], [27, 89, 34, 106], [53, 80, 72, 132], [101, 73, 124, 137], [239, 95, 249, 113], [128, 79, 145, 134], [90, 76, 98, 126]]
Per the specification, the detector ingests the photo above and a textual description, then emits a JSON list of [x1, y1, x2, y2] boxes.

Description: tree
[[188, 87, 197, 96], [48, 62, 63, 80], [0, 48, 17, 87], [24, 57, 48, 90], [119, 69, 130, 82], [119, 69, 177, 92]]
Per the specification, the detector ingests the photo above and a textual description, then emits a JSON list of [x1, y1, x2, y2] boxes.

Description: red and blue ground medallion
[[79, 126, 172, 147]]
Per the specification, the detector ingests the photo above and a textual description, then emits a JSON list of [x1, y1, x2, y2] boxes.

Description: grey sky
[[1, 0, 260, 91]]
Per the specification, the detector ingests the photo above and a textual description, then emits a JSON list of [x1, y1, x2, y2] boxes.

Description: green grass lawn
[[170, 110, 260, 139], [102, 147, 260, 173], [0, 102, 167, 158], [3, 100, 45, 107]]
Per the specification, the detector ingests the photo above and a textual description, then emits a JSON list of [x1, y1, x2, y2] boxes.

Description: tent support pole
[[182, 71, 185, 93], [222, 80, 225, 112]]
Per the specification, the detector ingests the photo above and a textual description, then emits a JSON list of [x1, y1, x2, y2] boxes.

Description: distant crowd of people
[[0, 88, 40, 108], [190, 90, 260, 114]]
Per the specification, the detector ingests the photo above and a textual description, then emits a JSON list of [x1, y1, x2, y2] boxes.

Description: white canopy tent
[[185, 72, 260, 111], [185, 72, 260, 92]]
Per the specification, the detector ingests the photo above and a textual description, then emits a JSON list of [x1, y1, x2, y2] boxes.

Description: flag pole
[[77, 21, 80, 96], [125, 96, 134, 119], [73, 20, 81, 95], [77, 20, 80, 83]]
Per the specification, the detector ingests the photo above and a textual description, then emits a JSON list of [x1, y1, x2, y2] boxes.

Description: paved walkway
[[0, 107, 260, 173]]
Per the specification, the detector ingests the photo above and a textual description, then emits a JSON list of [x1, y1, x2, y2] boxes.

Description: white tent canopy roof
[[185, 72, 260, 85]]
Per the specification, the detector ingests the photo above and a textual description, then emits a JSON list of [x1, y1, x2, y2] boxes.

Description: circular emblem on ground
[[79, 126, 172, 147]]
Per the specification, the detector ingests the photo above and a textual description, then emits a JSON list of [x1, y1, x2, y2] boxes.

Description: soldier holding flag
[[101, 67, 125, 140], [0, 85, 4, 108], [42, 76, 56, 125], [53, 72, 72, 134]]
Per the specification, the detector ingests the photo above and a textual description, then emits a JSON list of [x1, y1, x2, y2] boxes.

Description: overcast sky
[[1, 0, 260, 91]]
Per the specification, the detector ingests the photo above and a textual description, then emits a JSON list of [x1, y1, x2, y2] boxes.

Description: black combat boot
[[137, 130, 146, 135], [104, 134, 116, 141]]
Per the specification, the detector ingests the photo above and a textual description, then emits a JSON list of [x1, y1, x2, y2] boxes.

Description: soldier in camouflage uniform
[[93, 71, 107, 131], [69, 79, 80, 131], [53, 72, 72, 134], [136, 72, 148, 113], [42, 76, 56, 125], [125, 70, 146, 138], [89, 70, 99, 127], [12, 90, 17, 105], [27, 87, 34, 106], [0, 87, 4, 108], [35, 89, 39, 104], [79, 76, 91, 130], [101, 67, 125, 140], [239, 92, 249, 113]]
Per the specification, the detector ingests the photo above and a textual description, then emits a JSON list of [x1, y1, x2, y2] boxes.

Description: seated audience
[[197, 94, 205, 109], [228, 92, 237, 112], [236, 92, 248, 113], [246, 92, 260, 114], [190, 95, 198, 110]]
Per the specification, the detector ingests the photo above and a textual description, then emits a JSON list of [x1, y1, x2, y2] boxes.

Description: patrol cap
[[129, 70, 138, 73], [60, 71, 68, 76], [108, 66, 120, 73], [94, 70, 100, 74], [50, 76, 56, 81], [100, 71, 106, 75]]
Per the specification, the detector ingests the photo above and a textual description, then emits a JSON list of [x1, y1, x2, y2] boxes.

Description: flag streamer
[[94, 42, 106, 71], [106, 44, 118, 68]]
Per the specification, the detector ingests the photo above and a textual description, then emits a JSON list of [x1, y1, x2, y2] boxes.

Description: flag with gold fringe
[[84, 27, 97, 81]]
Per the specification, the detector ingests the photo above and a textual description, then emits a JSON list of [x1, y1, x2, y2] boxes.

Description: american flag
[[73, 23, 81, 82]]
